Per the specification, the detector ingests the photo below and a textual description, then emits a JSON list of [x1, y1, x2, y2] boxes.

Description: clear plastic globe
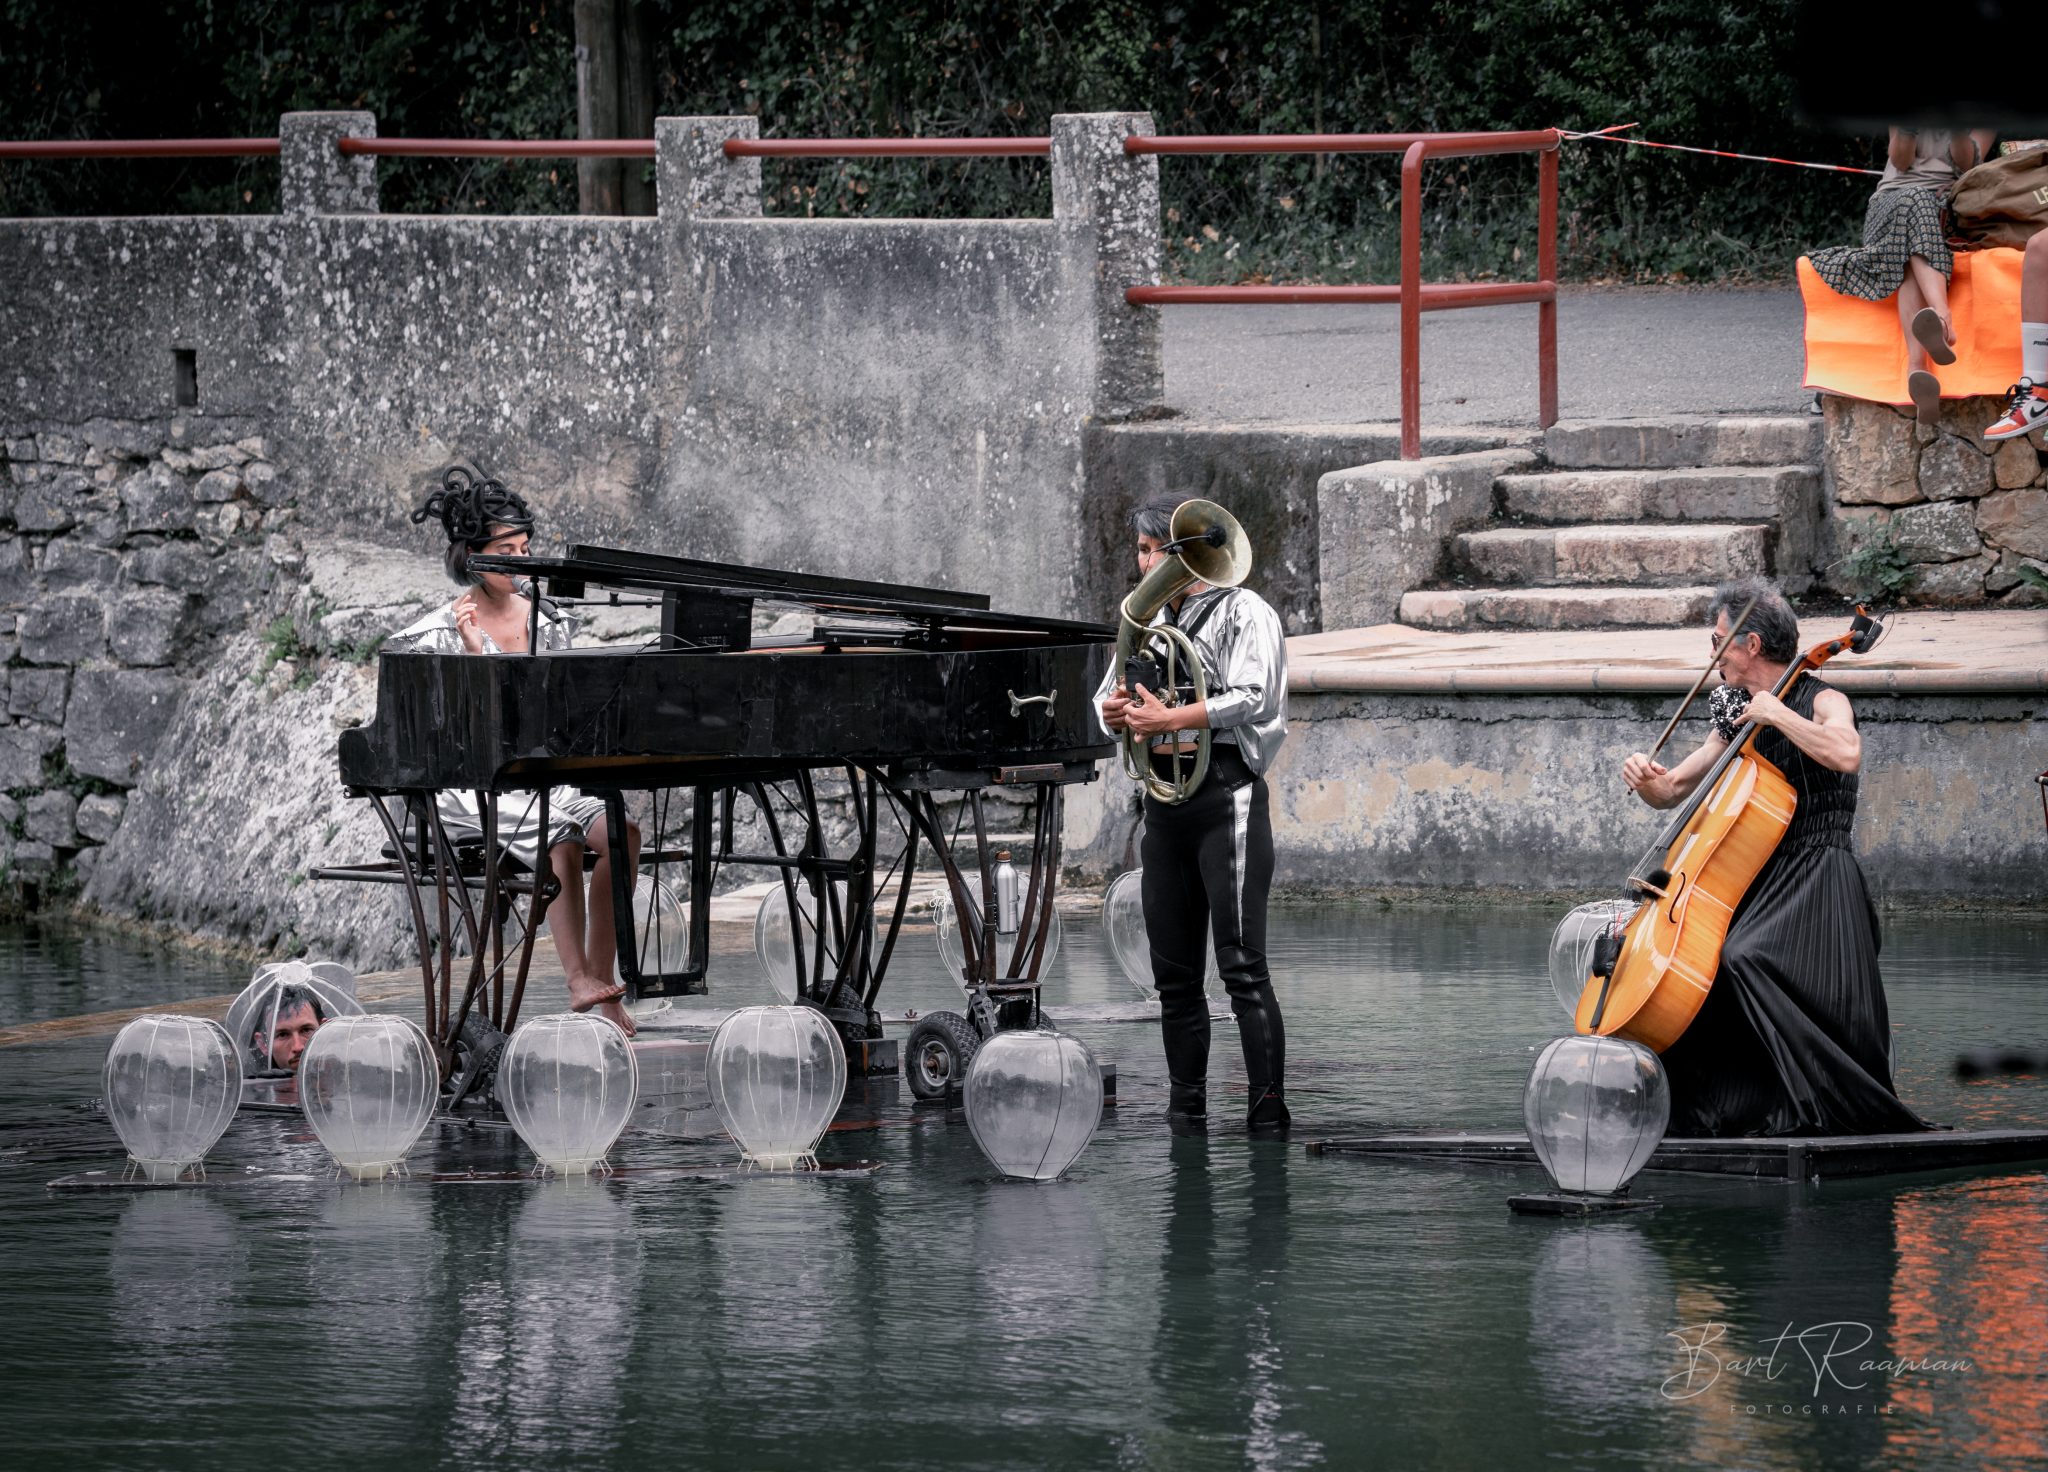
[[1102, 868, 1214, 998], [1523, 1034, 1670, 1195], [298, 1015, 439, 1180], [932, 892, 1062, 991], [707, 1005, 846, 1169], [103, 1015, 243, 1182], [963, 1030, 1102, 1182], [753, 882, 874, 1004], [498, 1013, 640, 1175], [222, 959, 364, 1077], [1547, 899, 1641, 1019], [614, 875, 691, 990]]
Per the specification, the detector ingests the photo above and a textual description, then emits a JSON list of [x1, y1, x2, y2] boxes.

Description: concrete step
[[1498, 466, 1821, 525], [1453, 523, 1770, 587], [1399, 585, 1716, 631], [1544, 416, 1821, 470]]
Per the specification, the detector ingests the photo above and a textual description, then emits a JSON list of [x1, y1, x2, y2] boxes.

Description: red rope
[[1560, 123, 1882, 177]]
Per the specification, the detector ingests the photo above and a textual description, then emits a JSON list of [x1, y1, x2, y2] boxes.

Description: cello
[[1573, 607, 1887, 1051]]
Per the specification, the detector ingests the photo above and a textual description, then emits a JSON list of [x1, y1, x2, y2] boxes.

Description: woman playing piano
[[386, 466, 642, 1037]]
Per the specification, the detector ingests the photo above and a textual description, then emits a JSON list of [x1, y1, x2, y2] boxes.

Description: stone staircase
[[1398, 416, 1825, 631]]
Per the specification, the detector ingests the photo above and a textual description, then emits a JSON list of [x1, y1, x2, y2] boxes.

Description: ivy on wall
[[0, 0, 1872, 281]]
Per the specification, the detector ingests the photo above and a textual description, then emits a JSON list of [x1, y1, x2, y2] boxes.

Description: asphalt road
[[1159, 284, 1811, 426]]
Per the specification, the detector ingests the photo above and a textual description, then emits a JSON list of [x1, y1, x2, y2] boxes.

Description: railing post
[[1399, 142, 1427, 460], [1052, 113, 1163, 419], [279, 112, 379, 215], [655, 116, 762, 221], [1538, 141, 1559, 429]]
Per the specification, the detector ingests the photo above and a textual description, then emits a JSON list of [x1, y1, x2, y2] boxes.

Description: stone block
[[0, 723, 59, 788], [0, 794, 17, 827], [1548, 414, 1821, 469], [0, 537, 32, 603], [13, 469, 92, 531], [124, 542, 217, 593], [158, 448, 196, 473], [73, 846, 99, 887], [1909, 552, 1995, 605], [11, 840, 55, 873], [1992, 439, 2043, 490], [194, 468, 243, 502], [36, 434, 83, 465], [38, 540, 122, 590], [235, 437, 270, 460], [186, 445, 245, 472], [1398, 585, 1714, 631], [119, 466, 196, 533], [1828, 402, 1922, 506], [75, 792, 126, 843], [63, 669, 186, 784], [1918, 435, 1996, 500], [18, 592, 106, 664], [107, 588, 193, 667], [23, 790, 77, 848], [280, 110, 380, 214], [656, 114, 762, 221], [7, 668, 69, 725], [1891, 500, 1983, 562], [80, 418, 167, 458], [240, 461, 287, 507], [1319, 448, 1541, 628], [1052, 112, 1164, 419], [1985, 548, 2048, 595], [1976, 488, 2048, 559], [6, 438, 35, 461]]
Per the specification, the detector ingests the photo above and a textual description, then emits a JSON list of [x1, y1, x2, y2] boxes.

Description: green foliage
[[2012, 563, 2048, 594], [1840, 531, 1917, 603], [0, 0, 1871, 280]]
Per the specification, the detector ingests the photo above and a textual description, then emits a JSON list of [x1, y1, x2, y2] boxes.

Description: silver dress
[[383, 594, 610, 869], [1092, 584, 1289, 775]]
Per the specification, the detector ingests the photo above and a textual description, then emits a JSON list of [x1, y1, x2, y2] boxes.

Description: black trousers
[[1140, 744, 1285, 1101]]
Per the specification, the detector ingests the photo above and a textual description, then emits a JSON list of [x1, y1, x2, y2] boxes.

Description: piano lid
[[471, 544, 1114, 641]]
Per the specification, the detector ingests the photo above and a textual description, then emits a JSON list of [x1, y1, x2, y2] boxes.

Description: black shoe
[[1167, 1079, 1208, 1131], [1246, 1087, 1291, 1135]]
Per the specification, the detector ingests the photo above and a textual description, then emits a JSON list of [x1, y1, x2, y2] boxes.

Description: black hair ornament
[[411, 464, 535, 547]]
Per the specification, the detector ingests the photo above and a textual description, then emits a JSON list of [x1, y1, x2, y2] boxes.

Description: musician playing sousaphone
[[1620, 576, 1926, 1136], [1097, 492, 1291, 1133], [385, 465, 642, 1037]]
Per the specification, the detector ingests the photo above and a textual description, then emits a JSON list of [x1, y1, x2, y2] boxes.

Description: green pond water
[[2, 905, 2046, 1472]]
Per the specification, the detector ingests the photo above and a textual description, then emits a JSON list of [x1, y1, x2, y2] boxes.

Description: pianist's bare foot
[[567, 976, 637, 1038]]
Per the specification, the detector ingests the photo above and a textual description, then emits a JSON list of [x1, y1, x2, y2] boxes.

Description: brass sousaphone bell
[[1115, 498, 1254, 804]]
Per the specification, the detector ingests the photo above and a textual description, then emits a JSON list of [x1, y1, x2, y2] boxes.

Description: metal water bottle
[[994, 850, 1020, 934]]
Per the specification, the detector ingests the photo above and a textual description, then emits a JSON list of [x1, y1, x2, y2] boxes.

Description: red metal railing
[[0, 139, 280, 157], [723, 137, 1050, 158], [1125, 129, 1560, 459], [337, 137, 654, 158]]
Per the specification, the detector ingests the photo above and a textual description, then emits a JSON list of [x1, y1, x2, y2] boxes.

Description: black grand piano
[[325, 544, 1115, 1106]]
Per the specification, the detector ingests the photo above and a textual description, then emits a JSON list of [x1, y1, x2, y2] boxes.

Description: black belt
[[1149, 741, 1254, 789]]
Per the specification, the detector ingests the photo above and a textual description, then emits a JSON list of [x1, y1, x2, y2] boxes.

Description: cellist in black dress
[[1620, 576, 1929, 1137]]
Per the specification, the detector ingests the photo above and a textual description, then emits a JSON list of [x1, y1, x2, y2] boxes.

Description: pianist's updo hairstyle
[[1131, 491, 1182, 544], [412, 464, 536, 587]]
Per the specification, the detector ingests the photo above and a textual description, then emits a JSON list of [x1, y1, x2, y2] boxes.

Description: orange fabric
[[1799, 248, 2025, 405]]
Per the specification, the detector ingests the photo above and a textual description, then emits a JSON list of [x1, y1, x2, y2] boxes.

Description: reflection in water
[[1886, 1176, 2048, 1467], [972, 1177, 1108, 1390], [108, 1190, 245, 1351], [448, 1183, 643, 1465], [1526, 1222, 1676, 1426], [310, 1184, 438, 1413]]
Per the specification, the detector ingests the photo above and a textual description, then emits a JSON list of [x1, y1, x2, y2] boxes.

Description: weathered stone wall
[[1821, 395, 2048, 606], [1066, 688, 2048, 904]]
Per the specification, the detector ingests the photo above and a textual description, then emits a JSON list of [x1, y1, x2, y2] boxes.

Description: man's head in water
[[257, 986, 327, 1072]]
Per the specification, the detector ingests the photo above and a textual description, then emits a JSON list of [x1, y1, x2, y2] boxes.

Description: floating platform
[[1307, 1128, 2048, 1182], [46, 1159, 885, 1193]]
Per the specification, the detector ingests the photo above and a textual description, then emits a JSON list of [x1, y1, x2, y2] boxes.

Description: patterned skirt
[[1809, 186, 1952, 300]]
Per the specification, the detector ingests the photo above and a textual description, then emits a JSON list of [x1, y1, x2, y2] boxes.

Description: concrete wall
[[1072, 688, 2046, 904]]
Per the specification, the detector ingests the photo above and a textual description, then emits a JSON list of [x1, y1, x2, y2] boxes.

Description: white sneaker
[[1984, 379, 2048, 442]]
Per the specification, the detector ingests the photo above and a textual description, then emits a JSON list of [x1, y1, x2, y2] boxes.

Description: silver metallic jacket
[[1093, 584, 1289, 777]]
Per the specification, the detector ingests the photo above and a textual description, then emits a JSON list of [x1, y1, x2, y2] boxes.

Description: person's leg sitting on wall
[[1984, 230, 2048, 441]]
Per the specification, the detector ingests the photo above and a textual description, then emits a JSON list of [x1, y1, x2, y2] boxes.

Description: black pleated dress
[[1659, 678, 1933, 1138]]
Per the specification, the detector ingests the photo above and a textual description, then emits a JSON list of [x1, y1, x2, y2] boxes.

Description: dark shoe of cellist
[[1619, 576, 1930, 1138]]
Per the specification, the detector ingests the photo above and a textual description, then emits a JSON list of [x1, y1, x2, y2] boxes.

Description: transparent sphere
[[298, 1015, 439, 1181], [708, 1005, 846, 1169], [1523, 1035, 1670, 1195], [932, 892, 1063, 991], [1547, 899, 1641, 1019], [103, 1015, 243, 1182], [498, 1014, 640, 1175], [964, 1030, 1102, 1181], [1102, 868, 1213, 998], [614, 875, 691, 990], [223, 959, 365, 1077], [753, 883, 874, 1004]]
